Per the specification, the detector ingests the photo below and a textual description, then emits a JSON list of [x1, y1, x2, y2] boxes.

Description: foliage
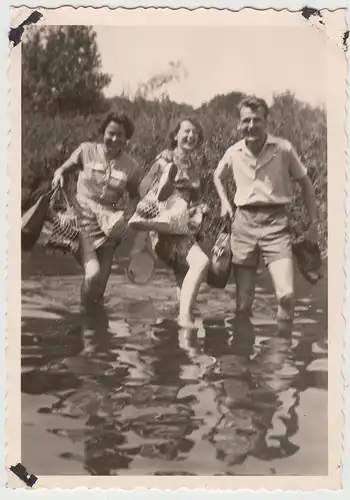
[[22, 26, 111, 115], [21, 26, 327, 255], [268, 92, 327, 246], [22, 90, 327, 256]]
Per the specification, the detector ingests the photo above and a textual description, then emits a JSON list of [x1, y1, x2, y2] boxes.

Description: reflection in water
[[202, 319, 299, 467], [21, 263, 328, 476]]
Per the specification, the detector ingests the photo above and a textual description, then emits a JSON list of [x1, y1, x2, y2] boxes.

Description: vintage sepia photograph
[[6, 6, 346, 490]]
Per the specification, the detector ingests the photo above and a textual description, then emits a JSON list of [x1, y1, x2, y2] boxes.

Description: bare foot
[[177, 315, 197, 329]]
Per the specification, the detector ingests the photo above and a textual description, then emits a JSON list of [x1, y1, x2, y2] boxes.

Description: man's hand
[[305, 222, 318, 244], [220, 200, 234, 219]]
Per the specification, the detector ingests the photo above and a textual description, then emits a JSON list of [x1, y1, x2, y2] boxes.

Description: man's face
[[238, 106, 267, 144]]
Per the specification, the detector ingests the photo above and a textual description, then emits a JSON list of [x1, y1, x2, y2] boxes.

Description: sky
[[95, 25, 326, 108]]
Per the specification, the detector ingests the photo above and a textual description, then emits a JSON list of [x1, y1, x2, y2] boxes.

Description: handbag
[[39, 186, 81, 254], [206, 219, 232, 289], [128, 186, 191, 235], [21, 191, 51, 251], [292, 238, 323, 284]]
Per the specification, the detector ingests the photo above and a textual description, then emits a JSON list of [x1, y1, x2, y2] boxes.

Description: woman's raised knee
[[192, 252, 210, 271]]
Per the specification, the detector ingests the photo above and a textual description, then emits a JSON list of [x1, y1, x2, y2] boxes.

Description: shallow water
[[21, 246, 328, 476]]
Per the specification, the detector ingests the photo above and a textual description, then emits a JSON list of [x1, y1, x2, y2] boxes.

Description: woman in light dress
[[137, 117, 210, 328], [51, 112, 141, 309]]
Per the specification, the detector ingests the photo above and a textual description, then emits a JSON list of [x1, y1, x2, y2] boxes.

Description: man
[[213, 96, 318, 329]]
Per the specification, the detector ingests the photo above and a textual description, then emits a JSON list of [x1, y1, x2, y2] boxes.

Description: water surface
[[21, 247, 328, 476]]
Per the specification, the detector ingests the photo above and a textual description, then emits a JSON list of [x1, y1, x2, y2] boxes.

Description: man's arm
[[298, 175, 318, 226], [297, 175, 318, 243], [287, 143, 318, 243], [213, 151, 234, 218]]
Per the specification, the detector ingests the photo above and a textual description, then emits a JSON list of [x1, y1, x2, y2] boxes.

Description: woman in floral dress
[[138, 117, 210, 328], [51, 112, 141, 309]]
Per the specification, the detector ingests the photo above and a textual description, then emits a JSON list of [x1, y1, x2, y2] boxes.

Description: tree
[[22, 26, 111, 115]]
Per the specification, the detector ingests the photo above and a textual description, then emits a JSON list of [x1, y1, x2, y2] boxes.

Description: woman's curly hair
[[99, 111, 135, 140]]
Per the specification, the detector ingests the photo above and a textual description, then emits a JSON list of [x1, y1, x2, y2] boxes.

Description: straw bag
[[21, 191, 51, 251], [128, 186, 191, 235], [206, 219, 232, 289], [39, 186, 81, 254]]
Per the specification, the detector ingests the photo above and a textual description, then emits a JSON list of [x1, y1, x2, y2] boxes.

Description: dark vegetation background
[[22, 26, 327, 256]]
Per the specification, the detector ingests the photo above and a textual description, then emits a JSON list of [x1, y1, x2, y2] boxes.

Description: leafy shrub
[[22, 91, 327, 256], [22, 26, 111, 115]]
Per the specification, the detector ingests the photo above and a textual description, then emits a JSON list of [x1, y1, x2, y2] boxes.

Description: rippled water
[[21, 246, 328, 476]]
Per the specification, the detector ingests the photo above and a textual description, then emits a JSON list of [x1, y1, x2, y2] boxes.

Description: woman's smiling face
[[103, 120, 127, 156], [175, 120, 199, 152]]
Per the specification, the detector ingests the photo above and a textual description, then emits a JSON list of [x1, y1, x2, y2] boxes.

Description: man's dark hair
[[237, 96, 269, 119]]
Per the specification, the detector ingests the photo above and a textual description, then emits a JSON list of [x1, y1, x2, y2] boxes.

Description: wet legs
[[176, 243, 210, 327], [234, 258, 295, 336], [77, 237, 117, 309]]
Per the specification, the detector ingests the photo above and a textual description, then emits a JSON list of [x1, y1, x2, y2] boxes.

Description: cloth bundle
[[128, 186, 193, 235]]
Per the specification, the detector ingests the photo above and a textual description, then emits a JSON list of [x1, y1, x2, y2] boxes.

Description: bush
[[22, 26, 111, 115], [22, 91, 327, 256]]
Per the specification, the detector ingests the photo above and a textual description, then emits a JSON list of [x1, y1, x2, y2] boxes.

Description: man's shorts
[[231, 205, 293, 267]]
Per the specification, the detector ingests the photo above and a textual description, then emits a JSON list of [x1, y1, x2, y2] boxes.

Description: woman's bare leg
[[94, 244, 117, 301], [79, 236, 117, 308], [79, 237, 101, 308], [175, 272, 185, 302], [178, 243, 210, 327]]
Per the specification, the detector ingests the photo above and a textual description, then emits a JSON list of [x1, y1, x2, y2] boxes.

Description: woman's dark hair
[[167, 116, 204, 150], [100, 111, 135, 140]]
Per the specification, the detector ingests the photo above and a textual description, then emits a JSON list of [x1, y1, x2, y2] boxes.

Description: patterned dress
[[68, 142, 140, 250], [139, 149, 207, 275]]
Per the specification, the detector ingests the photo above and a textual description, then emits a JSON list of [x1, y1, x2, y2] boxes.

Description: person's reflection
[[178, 326, 201, 359], [249, 333, 300, 461], [82, 302, 110, 353], [84, 422, 132, 475], [203, 315, 301, 468], [202, 317, 256, 466], [148, 319, 184, 385], [21, 308, 87, 397], [276, 317, 294, 338], [122, 319, 198, 465], [55, 304, 136, 475]]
